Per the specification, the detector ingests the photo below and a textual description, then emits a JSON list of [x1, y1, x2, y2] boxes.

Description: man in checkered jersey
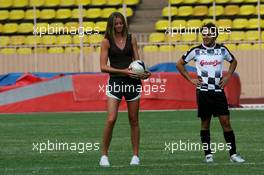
[[177, 23, 245, 163]]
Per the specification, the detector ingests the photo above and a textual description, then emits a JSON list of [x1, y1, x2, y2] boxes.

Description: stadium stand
[[148, 0, 264, 52], [0, 0, 139, 54]]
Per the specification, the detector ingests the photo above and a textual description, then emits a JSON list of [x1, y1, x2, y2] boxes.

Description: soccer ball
[[129, 60, 147, 74]]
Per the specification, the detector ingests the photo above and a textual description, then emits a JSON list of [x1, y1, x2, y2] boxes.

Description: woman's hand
[[124, 68, 151, 80], [137, 71, 151, 80]]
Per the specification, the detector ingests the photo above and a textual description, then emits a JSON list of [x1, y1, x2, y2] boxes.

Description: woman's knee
[[107, 113, 117, 126], [129, 116, 139, 127]]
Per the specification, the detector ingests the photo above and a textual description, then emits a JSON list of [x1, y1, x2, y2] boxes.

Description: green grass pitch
[[0, 110, 264, 175]]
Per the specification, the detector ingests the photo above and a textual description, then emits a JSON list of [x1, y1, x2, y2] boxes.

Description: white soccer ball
[[129, 60, 147, 74]]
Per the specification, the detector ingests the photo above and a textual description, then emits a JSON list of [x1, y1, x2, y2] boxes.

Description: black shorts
[[196, 90, 230, 119], [107, 76, 142, 101]]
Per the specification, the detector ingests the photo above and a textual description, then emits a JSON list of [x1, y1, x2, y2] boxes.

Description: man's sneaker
[[204, 154, 214, 163], [130, 155, 140, 165], [99, 155, 110, 167], [230, 154, 245, 163]]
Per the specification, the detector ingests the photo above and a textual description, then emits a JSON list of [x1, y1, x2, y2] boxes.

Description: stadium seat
[[215, 0, 229, 2], [172, 20, 187, 28], [72, 35, 90, 44], [162, 7, 177, 17], [94, 21, 107, 32], [65, 22, 79, 32], [159, 45, 175, 52], [0, 23, 3, 33], [257, 5, 264, 15], [174, 45, 189, 52], [35, 23, 49, 34], [143, 45, 159, 52], [95, 46, 101, 52], [155, 20, 170, 31], [57, 35, 72, 45], [75, 0, 91, 6], [29, 0, 45, 7], [91, 0, 106, 6], [260, 31, 264, 40], [187, 19, 202, 28], [202, 19, 215, 24], [0, 48, 16, 55], [229, 0, 244, 3], [18, 23, 34, 33], [49, 23, 65, 33], [65, 47, 80, 53], [0, 10, 9, 20], [224, 5, 240, 16], [247, 18, 258, 29], [40, 9, 56, 19], [17, 48, 32, 54], [178, 6, 193, 16], [25, 9, 40, 19], [217, 33, 229, 42], [239, 5, 256, 16], [169, 0, 183, 5], [86, 8, 102, 19], [181, 33, 197, 42], [101, 8, 117, 18], [83, 21, 95, 31], [198, 0, 213, 3], [117, 7, 133, 17], [165, 33, 181, 42], [251, 44, 261, 50], [83, 46, 95, 53], [245, 31, 259, 41], [42, 35, 57, 45], [216, 19, 232, 28], [13, 0, 28, 7], [88, 34, 104, 44], [184, 0, 198, 4], [56, 9, 72, 19], [0, 36, 10, 46], [244, 0, 257, 2], [230, 31, 245, 41], [224, 44, 237, 51], [25, 35, 42, 45], [2, 23, 18, 34], [149, 33, 165, 43], [48, 47, 64, 54], [193, 6, 208, 16], [34, 48, 48, 54], [107, 0, 122, 6], [237, 43, 253, 50], [60, 0, 75, 6], [10, 36, 26, 45], [71, 9, 86, 18], [124, 0, 139, 6], [0, 0, 12, 8], [232, 18, 248, 29], [45, 0, 60, 7], [208, 6, 224, 16], [9, 10, 25, 20]]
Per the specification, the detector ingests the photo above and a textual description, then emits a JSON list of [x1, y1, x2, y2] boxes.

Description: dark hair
[[104, 12, 128, 42], [201, 22, 218, 38]]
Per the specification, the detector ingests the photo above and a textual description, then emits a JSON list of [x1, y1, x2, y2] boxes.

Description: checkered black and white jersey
[[182, 43, 234, 92]]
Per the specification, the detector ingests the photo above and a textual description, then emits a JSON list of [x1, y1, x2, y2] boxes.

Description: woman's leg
[[127, 99, 140, 156], [101, 97, 121, 156]]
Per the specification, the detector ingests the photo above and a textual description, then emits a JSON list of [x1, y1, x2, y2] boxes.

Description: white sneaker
[[204, 154, 214, 163], [99, 155, 110, 167], [130, 155, 140, 165], [230, 154, 245, 163]]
